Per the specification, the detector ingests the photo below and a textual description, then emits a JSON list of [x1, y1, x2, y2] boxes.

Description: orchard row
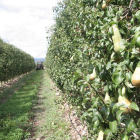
[[46, 0, 140, 139], [0, 38, 35, 83]]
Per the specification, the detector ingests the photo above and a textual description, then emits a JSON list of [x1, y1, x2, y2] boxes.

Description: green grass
[[0, 71, 43, 140], [0, 72, 35, 104], [0, 70, 71, 140], [31, 72, 71, 140]]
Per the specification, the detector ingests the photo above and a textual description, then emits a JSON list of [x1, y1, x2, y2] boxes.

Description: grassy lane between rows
[[0, 70, 71, 140], [0, 70, 43, 140], [0, 72, 35, 105], [30, 71, 71, 140]]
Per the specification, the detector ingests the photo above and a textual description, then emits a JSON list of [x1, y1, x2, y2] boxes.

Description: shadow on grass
[[27, 87, 47, 139], [0, 72, 36, 105], [0, 71, 44, 140]]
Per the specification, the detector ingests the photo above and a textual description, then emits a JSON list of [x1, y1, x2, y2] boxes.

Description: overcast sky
[[0, 0, 59, 58]]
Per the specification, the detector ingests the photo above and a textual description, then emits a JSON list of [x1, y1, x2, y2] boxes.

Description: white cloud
[[0, 0, 58, 58], [0, 0, 58, 9]]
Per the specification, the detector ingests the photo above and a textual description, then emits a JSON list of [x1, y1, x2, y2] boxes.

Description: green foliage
[[0, 38, 35, 82], [45, 0, 140, 139]]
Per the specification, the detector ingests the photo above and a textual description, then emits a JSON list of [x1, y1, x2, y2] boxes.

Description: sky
[[0, 0, 59, 58]]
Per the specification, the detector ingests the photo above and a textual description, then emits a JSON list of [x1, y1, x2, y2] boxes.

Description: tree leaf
[[85, 74, 90, 82], [123, 51, 129, 59], [112, 71, 124, 85], [109, 120, 117, 133], [94, 120, 99, 128], [104, 129, 112, 140], [121, 134, 128, 140], [125, 119, 136, 133], [116, 110, 124, 123], [100, 106, 110, 118], [106, 61, 111, 70], [135, 10, 140, 19], [125, 72, 132, 82], [80, 85, 85, 92], [130, 102, 139, 112], [94, 110, 104, 122], [77, 80, 84, 86], [83, 97, 91, 104], [92, 97, 99, 108], [104, 85, 109, 92], [112, 103, 121, 114]]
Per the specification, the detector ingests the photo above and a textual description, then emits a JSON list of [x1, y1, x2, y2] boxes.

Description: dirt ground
[[63, 102, 88, 140]]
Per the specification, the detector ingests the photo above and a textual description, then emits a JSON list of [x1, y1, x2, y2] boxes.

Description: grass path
[[30, 72, 71, 140], [0, 71, 43, 140], [0, 70, 71, 140], [0, 72, 33, 105]]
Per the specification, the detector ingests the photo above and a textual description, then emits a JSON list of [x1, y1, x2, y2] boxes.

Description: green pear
[[118, 95, 132, 114], [131, 62, 140, 87], [112, 24, 126, 53], [102, 1, 107, 10], [97, 130, 104, 140], [90, 68, 97, 80], [104, 92, 111, 103]]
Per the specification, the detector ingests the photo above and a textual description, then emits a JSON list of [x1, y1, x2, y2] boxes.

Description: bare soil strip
[[63, 103, 88, 140]]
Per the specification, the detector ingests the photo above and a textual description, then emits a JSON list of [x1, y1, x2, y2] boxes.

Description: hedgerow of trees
[[46, 0, 140, 139], [0, 38, 35, 83]]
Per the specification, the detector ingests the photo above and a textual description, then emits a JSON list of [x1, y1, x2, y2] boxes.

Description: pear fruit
[[104, 92, 111, 103], [102, 1, 107, 10], [90, 68, 97, 80], [131, 62, 140, 87], [97, 130, 104, 140], [112, 24, 126, 53], [122, 86, 126, 95], [70, 56, 74, 61], [96, 2, 99, 7], [118, 95, 132, 114]]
